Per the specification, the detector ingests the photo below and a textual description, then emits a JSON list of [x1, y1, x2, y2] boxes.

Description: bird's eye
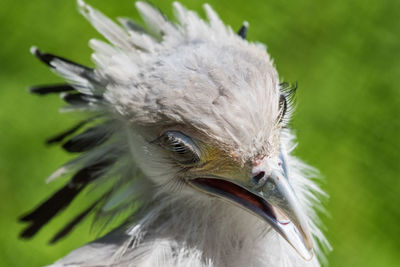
[[157, 131, 201, 166], [278, 94, 287, 123], [278, 82, 297, 124]]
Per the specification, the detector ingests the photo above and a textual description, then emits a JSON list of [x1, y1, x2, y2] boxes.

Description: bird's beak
[[189, 170, 313, 260]]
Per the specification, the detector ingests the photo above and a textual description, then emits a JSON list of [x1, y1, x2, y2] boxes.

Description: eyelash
[[278, 82, 297, 125], [156, 131, 201, 166]]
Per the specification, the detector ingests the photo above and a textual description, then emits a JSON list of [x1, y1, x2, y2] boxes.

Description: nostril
[[252, 171, 265, 184]]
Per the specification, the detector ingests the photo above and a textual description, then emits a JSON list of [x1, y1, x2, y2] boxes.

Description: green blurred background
[[0, 0, 399, 266]]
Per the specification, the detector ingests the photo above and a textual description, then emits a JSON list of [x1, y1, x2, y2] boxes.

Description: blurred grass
[[0, 0, 399, 266]]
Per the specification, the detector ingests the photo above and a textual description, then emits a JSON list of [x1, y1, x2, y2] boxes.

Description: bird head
[[20, 0, 328, 262], [115, 30, 313, 259]]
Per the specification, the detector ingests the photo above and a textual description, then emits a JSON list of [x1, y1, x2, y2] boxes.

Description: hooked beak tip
[[261, 171, 314, 260]]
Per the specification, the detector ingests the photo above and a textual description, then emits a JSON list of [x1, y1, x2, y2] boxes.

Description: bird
[[19, 1, 330, 266]]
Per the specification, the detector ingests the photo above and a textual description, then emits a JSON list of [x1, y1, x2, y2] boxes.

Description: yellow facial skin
[[188, 141, 251, 185]]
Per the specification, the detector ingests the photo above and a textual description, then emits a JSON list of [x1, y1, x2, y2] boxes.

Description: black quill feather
[[237, 22, 248, 39], [19, 158, 116, 239], [46, 116, 101, 144], [30, 84, 76, 95], [31, 47, 92, 71], [62, 126, 111, 153], [49, 195, 105, 244], [62, 93, 103, 106]]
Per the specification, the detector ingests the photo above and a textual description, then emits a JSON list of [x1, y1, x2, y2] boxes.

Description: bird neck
[[129, 191, 316, 267]]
